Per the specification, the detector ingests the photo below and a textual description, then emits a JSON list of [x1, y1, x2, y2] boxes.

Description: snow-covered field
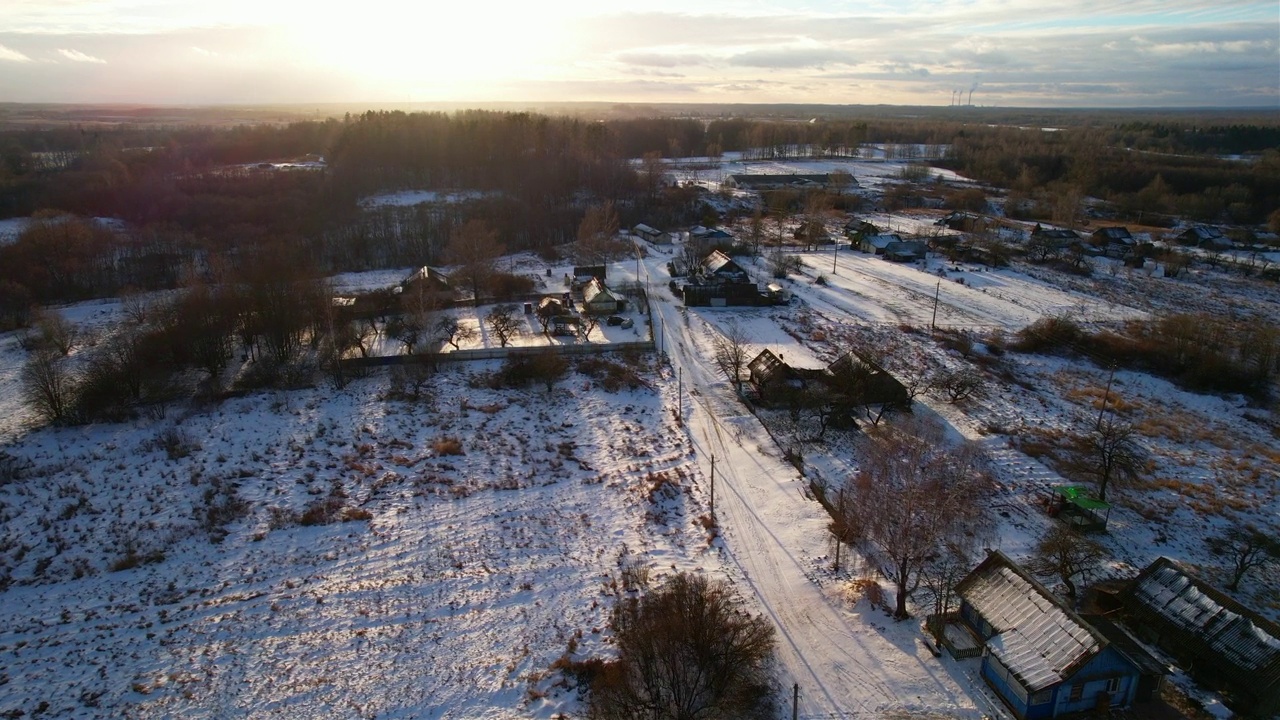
[[359, 190, 498, 209], [2, 229, 1277, 718]]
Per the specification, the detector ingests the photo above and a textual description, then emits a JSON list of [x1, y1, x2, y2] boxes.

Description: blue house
[[951, 551, 1151, 719]]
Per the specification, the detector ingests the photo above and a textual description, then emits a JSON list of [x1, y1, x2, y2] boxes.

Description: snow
[[359, 190, 496, 209], [0, 217, 30, 246], [2, 229, 1277, 717]]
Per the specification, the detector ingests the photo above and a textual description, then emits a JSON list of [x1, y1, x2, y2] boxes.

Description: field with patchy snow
[[2, 226, 1278, 719]]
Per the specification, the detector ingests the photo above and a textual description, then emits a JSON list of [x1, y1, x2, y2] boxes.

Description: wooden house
[[1120, 557, 1280, 718], [942, 551, 1151, 719], [860, 233, 901, 255], [883, 240, 929, 263], [1090, 227, 1135, 258], [633, 223, 672, 245], [581, 278, 623, 316], [1177, 225, 1231, 249]]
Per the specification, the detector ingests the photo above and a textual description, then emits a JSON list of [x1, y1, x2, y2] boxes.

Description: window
[[1105, 677, 1120, 694], [1030, 689, 1053, 706], [1068, 683, 1084, 702]]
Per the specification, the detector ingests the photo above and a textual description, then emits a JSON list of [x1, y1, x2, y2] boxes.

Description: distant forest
[[1, 108, 1278, 308]]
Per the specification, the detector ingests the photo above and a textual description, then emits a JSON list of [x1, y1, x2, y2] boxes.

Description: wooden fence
[[340, 340, 656, 370]]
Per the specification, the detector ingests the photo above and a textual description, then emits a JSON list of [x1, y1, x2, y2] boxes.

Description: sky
[[0, 0, 1277, 108]]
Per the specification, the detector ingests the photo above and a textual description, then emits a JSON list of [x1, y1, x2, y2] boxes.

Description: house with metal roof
[[947, 550, 1149, 719], [1121, 557, 1280, 718], [581, 278, 623, 316], [1177, 225, 1231, 249]]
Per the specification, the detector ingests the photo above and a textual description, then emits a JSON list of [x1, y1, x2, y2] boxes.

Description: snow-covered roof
[[633, 223, 661, 235], [582, 277, 619, 306], [863, 234, 901, 249], [1131, 557, 1280, 672], [957, 551, 1104, 692], [701, 250, 745, 277]]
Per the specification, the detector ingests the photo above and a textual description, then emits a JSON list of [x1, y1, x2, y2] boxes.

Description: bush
[[576, 357, 647, 392], [1012, 315, 1084, 354], [587, 573, 776, 720], [432, 436, 464, 456]]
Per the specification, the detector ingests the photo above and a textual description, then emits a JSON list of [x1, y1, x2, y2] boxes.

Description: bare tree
[[22, 348, 77, 425], [589, 573, 776, 720], [1080, 417, 1144, 502], [919, 541, 974, 642], [1024, 524, 1107, 606], [485, 304, 521, 348], [433, 315, 476, 350], [446, 220, 504, 303], [1205, 524, 1280, 591], [936, 367, 985, 403], [840, 417, 994, 618], [528, 348, 569, 393], [711, 320, 751, 392], [31, 309, 78, 356], [577, 202, 621, 264]]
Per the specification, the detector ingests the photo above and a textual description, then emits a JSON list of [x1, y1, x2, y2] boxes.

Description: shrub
[[587, 573, 776, 720], [433, 436, 464, 456], [1012, 316, 1084, 354]]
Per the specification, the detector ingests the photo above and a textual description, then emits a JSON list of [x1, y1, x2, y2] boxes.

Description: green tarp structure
[[1051, 485, 1112, 510]]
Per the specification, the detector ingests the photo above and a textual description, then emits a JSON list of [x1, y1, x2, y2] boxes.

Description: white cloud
[[57, 48, 106, 63], [0, 43, 32, 62], [191, 46, 217, 57]]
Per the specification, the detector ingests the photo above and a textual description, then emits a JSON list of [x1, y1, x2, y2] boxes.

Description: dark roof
[[884, 240, 928, 258], [1082, 614, 1168, 678], [1031, 227, 1081, 241], [1093, 227, 1134, 242], [748, 349, 787, 383], [1179, 226, 1225, 242], [1128, 557, 1280, 673], [956, 550, 1108, 692]]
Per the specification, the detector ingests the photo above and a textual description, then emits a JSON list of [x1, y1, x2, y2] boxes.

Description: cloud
[[615, 52, 709, 68], [191, 46, 218, 57], [57, 48, 106, 63], [727, 47, 853, 69], [0, 43, 32, 62]]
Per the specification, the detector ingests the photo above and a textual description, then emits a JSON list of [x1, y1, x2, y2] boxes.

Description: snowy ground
[[2, 232, 1277, 718]]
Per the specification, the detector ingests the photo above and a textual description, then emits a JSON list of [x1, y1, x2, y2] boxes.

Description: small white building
[[633, 223, 671, 245]]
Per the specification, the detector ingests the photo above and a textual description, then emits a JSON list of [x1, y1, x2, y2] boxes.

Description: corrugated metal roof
[[1133, 563, 1280, 671], [960, 558, 1103, 692]]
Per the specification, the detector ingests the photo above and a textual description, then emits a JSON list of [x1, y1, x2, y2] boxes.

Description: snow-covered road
[[633, 246, 991, 718]]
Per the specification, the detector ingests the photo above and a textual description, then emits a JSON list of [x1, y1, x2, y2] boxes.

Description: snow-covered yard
[[2, 234, 1277, 718]]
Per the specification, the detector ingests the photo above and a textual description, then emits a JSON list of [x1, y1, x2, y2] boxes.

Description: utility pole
[[833, 487, 844, 572], [792, 683, 799, 720], [832, 238, 838, 275], [709, 451, 716, 523], [930, 280, 941, 330], [677, 367, 682, 423], [1095, 364, 1117, 430]]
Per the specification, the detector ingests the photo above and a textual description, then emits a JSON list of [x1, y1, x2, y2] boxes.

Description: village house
[[581, 277, 624, 316], [632, 223, 672, 245], [1090, 227, 1136, 258], [860, 233, 902, 255], [936, 211, 994, 233], [937, 551, 1155, 720], [746, 349, 909, 412], [1118, 557, 1280, 718], [681, 250, 768, 307], [1177, 225, 1232, 249], [883, 240, 929, 263]]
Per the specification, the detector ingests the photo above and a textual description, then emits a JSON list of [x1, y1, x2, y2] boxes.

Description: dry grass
[[432, 436, 464, 456], [849, 577, 886, 609]]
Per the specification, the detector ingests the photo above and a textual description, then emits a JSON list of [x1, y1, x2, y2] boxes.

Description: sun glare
[[293, 3, 576, 99]]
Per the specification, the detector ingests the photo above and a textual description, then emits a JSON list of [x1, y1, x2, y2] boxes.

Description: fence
[[340, 340, 656, 370]]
